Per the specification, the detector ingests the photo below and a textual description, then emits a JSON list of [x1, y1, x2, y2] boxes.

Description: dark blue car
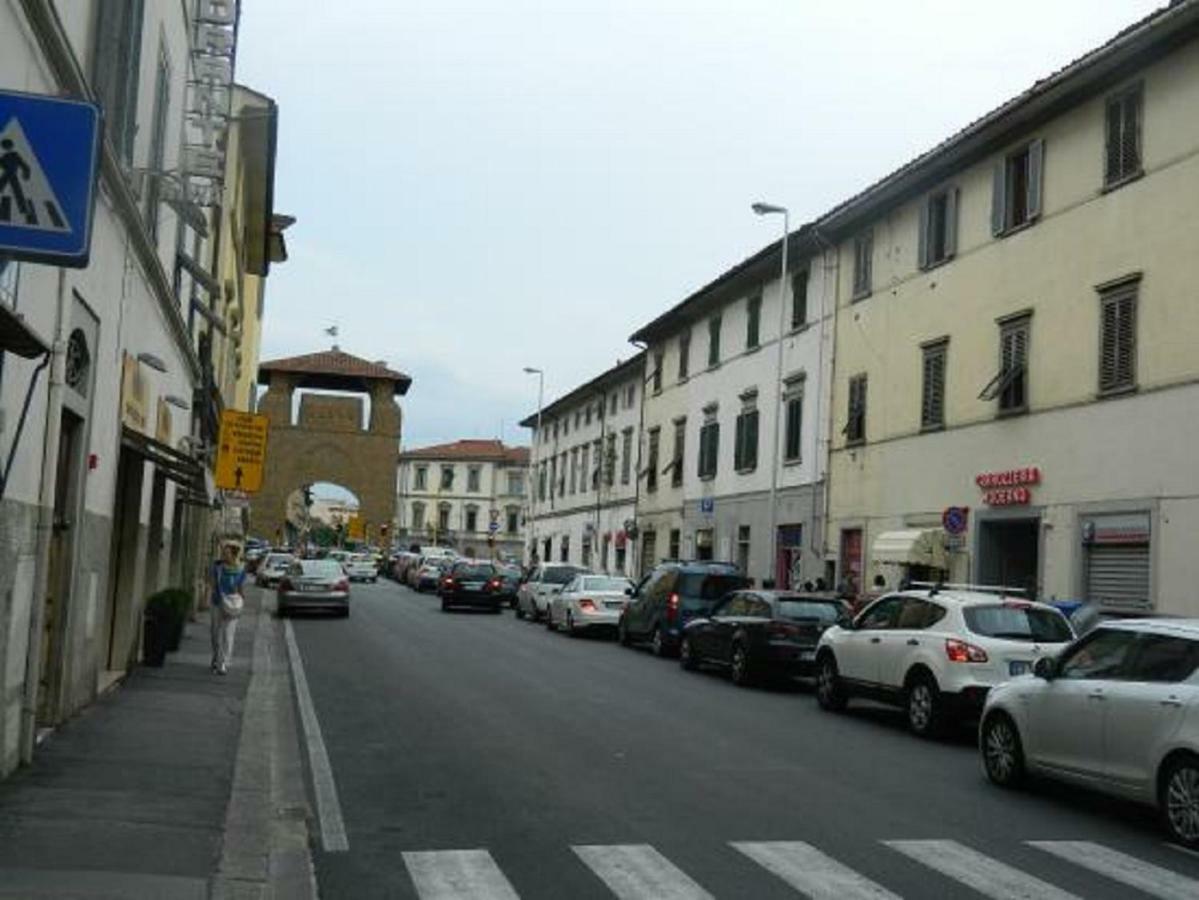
[[618, 561, 750, 657]]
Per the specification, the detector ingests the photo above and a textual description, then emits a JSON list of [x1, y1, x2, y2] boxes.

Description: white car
[[256, 552, 295, 588], [343, 553, 378, 582], [980, 618, 1199, 848], [548, 575, 635, 635], [516, 564, 590, 621], [815, 587, 1074, 736]]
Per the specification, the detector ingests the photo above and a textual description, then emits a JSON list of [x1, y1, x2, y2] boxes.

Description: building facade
[[823, 2, 1199, 615], [397, 440, 529, 561], [630, 234, 835, 587], [0, 0, 282, 777], [521, 356, 644, 577]]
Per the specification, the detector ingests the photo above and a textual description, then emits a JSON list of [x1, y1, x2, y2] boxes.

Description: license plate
[[799, 650, 816, 661], [1009, 660, 1031, 676], [301, 584, 323, 593], [604, 601, 624, 609], [463, 582, 482, 591]]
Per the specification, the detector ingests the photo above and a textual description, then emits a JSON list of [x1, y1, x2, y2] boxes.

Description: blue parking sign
[[0, 89, 102, 268]]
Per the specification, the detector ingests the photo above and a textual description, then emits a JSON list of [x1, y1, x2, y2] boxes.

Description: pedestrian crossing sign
[[0, 90, 101, 268]]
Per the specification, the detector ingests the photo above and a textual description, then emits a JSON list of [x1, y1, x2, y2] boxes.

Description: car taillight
[[442, 577, 455, 588], [666, 592, 680, 623], [578, 598, 596, 612], [335, 579, 349, 592], [486, 578, 501, 590], [945, 638, 988, 663]]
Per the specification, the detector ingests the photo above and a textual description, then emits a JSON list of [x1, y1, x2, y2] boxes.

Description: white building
[[522, 355, 645, 577], [396, 440, 529, 560], [630, 231, 835, 586]]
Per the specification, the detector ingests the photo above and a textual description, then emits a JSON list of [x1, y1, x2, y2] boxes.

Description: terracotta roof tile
[[258, 348, 412, 394], [399, 439, 529, 463]]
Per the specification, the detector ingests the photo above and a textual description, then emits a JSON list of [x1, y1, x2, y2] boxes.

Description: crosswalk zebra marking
[[884, 839, 1081, 900], [402, 849, 520, 900], [731, 841, 899, 899], [572, 844, 714, 900], [1029, 840, 1199, 900]]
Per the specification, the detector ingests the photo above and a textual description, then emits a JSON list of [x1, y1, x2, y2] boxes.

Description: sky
[[236, 0, 1164, 460]]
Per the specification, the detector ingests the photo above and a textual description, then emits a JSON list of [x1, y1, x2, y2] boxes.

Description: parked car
[[548, 574, 635, 635], [439, 560, 504, 613], [256, 552, 295, 588], [516, 563, 590, 621], [277, 559, 350, 618], [415, 558, 453, 592], [618, 561, 750, 657], [390, 551, 420, 582], [980, 618, 1199, 847], [815, 588, 1074, 736], [680, 591, 852, 686], [343, 553, 378, 582], [492, 565, 522, 609]]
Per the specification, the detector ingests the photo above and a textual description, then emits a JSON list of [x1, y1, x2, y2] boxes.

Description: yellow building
[[824, 3, 1199, 615]]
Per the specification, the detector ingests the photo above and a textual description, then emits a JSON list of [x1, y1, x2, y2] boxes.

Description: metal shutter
[[1086, 543, 1151, 610]]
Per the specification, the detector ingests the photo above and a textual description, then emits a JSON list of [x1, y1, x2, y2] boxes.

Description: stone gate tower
[[250, 348, 411, 543]]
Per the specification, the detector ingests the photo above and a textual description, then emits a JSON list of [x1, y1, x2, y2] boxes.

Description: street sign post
[[487, 520, 499, 534], [214, 410, 269, 492], [0, 89, 102, 267]]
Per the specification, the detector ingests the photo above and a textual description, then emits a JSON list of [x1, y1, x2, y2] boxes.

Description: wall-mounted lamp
[[137, 352, 168, 373]]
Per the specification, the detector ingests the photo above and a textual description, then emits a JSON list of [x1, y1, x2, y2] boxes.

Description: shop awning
[[872, 529, 948, 570], [0, 305, 50, 359], [120, 426, 210, 503]]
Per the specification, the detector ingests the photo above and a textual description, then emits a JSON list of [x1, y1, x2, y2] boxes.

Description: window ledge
[[698, 473, 716, 482], [845, 438, 865, 448], [996, 406, 1029, 419], [997, 219, 1037, 239], [1097, 383, 1138, 400], [851, 289, 872, 303], [735, 466, 758, 475], [677, 374, 689, 385], [783, 457, 802, 467], [920, 423, 945, 434], [744, 344, 761, 355], [707, 362, 722, 372], [789, 322, 812, 336], [920, 256, 953, 273], [1101, 170, 1144, 194]]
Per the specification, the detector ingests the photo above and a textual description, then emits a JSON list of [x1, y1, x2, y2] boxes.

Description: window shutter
[[1026, 139, 1044, 221], [1117, 294, 1136, 387], [917, 200, 929, 270], [1105, 99, 1123, 184], [991, 162, 1006, 235], [746, 411, 759, 469], [1100, 299, 1118, 390], [944, 188, 959, 258], [733, 415, 744, 470], [1122, 92, 1141, 177]]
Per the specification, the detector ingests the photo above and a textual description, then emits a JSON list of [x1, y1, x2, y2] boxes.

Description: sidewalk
[[0, 589, 314, 899]]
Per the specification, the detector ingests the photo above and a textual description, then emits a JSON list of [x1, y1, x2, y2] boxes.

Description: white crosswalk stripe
[[731, 841, 899, 899], [572, 844, 714, 900], [1029, 840, 1199, 900], [403, 849, 520, 900], [884, 839, 1081, 900]]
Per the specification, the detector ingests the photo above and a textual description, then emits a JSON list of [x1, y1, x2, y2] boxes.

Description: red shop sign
[[982, 487, 1032, 506], [975, 466, 1041, 490]]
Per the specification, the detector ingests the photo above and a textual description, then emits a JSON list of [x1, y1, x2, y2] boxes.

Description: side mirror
[[1033, 657, 1056, 680], [624, 587, 633, 596]]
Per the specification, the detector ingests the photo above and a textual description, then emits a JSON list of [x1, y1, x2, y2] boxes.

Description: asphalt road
[[286, 578, 1199, 899]]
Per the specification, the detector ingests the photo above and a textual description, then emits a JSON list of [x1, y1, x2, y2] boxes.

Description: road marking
[[732, 841, 899, 899], [572, 844, 714, 899], [1029, 840, 1199, 900], [885, 840, 1080, 900], [403, 850, 520, 900], [283, 619, 349, 852]]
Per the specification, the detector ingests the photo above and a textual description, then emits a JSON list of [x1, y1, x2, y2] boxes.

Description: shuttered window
[[784, 377, 804, 462], [646, 428, 660, 492], [992, 140, 1044, 235], [652, 351, 663, 393], [734, 408, 759, 472], [746, 295, 761, 349], [145, 46, 171, 238], [91, 0, 145, 165], [999, 318, 1029, 412], [919, 189, 958, 269], [671, 419, 685, 488], [921, 340, 947, 430], [708, 316, 722, 367], [698, 420, 719, 479], [791, 270, 809, 330], [852, 231, 873, 299], [1105, 86, 1142, 186], [1099, 283, 1137, 394], [845, 374, 867, 444], [1086, 544, 1150, 611], [678, 331, 690, 380]]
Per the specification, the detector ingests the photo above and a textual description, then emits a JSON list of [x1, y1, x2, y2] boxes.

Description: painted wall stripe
[[732, 841, 900, 900], [1029, 840, 1199, 900], [885, 839, 1080, 900], [403, 849, 520, 900], [572, 844, 714, 900]]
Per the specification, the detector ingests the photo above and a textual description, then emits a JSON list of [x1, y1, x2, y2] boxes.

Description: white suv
[[815, 587, 1073, 736], [980, 619, 1199, 848]]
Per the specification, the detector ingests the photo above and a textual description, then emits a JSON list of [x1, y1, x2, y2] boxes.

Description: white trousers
[[210, 606, 238, 669]]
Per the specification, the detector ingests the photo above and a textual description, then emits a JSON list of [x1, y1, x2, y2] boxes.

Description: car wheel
[[566, 612, 578, 636], [1162, 754, 1199, 849], [618, 619, 631, 647], [906, 673, 943, 738], [651, 628, 672, 658], [981, 712, 1025, 788], [680, 636, 697, 671], [544, 609, 555, 630], [730, 643, 754, 687], [515, 605, 525, 620], [441, 598, 450, 612], [816, 654, 847, 712]]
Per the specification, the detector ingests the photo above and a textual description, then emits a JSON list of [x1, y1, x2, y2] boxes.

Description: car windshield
[[964, 604, 1073, 642], [581, 576, 632, 592], [455, 564, 495, 579], [267, 554, 293, 566], [349, 555, 372, 563], [778, 599, 845, 624], [544, 567, 586, 585], [300, 560, 343, 579], [678, 572, 750, 600]]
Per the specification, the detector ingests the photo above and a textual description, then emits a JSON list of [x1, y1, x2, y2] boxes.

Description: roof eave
[[518, 352, 647, 427]]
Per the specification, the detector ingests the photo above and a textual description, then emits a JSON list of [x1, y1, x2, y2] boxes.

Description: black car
[[439, 560, 504, 613], [493, 566, 522, 609], [618, 561, 750, 657], [680, 591, 851, 686]]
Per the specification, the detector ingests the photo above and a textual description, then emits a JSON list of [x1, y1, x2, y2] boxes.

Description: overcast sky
[[237, 0, 1162, 461]]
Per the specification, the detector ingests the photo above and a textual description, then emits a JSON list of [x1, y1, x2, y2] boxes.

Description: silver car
[[277, 559, 350, 618], [980, 618, 1199, 847], [516, 563, 590, 621], [256, 552, 295, 588], [548, 574, 634, 635]]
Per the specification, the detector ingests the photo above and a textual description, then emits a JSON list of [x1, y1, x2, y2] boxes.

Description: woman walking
[[210, 541, 246, 675]]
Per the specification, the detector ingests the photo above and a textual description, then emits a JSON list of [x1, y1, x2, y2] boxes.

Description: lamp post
[[523, 366, 545, 565], [752, 201, 789, 588]]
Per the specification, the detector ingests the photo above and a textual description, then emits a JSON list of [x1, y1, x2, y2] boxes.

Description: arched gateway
[[249, 347, 411, 545]]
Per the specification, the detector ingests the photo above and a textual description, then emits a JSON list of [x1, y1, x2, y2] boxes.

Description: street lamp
[[752, 201, 789, 588], [523, 366, 545, 564]]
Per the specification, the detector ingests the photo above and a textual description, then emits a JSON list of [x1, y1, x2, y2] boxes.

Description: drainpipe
[[629, 341, 648, 577], [21, 267, 69, 764], [812, 226, 840, 575]]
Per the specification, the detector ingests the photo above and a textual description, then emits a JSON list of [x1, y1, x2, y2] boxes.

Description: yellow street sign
[[215, 410, 269, 492], [347, 515, 366, 541]]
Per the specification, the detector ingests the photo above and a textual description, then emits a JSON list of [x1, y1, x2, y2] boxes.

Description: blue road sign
[[0, 89, 102, 268], [942, 505, 969, 535], [699, 497, 715, 515], [487, 520, 500, 533]]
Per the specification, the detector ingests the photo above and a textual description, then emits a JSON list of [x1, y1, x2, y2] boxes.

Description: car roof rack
[[909, 581, 1029, 599]]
